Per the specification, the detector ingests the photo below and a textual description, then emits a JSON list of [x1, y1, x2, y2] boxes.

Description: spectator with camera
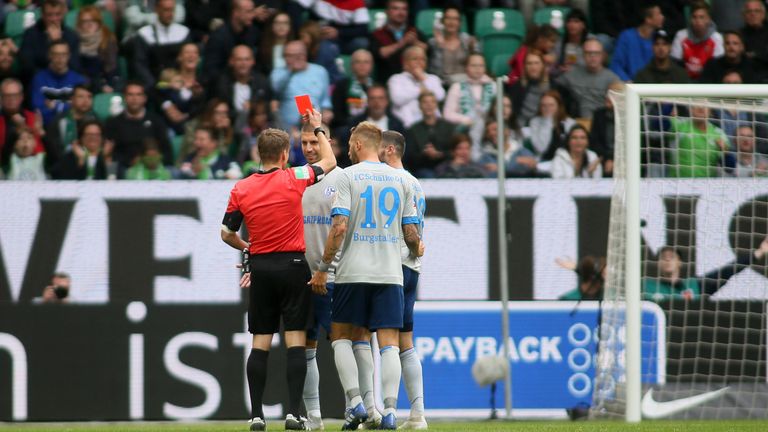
[[40, 271, 72, 304], [557, 256, 606, 301], [30, 40, 87, 126]]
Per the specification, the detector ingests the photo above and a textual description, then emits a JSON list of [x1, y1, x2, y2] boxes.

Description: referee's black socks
[[247, 349, 269, 419], [286, 346, 307, 417]]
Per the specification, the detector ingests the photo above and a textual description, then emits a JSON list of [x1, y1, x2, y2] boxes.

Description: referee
[[221, 109, 335, 431]]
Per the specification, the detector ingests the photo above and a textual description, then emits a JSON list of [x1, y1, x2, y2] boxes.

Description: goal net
[[592, 85, 768, 421]]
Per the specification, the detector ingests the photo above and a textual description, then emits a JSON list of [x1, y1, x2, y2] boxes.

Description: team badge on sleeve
[[292, 166, 311, 179]]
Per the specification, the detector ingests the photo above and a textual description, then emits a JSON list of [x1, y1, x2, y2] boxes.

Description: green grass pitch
[[4, 420, 768, 431]]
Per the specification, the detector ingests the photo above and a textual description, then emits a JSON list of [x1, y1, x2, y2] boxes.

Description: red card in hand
[[295, 94, 313, 116]]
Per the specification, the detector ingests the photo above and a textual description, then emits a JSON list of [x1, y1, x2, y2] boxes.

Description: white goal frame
[[622, 84, 768, 422]]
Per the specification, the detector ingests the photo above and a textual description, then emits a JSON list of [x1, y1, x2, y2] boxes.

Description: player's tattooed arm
[[403, 224, 424, 257], [322, 215, 348, 264]]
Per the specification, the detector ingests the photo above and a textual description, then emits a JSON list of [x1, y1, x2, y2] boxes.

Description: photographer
[[40, 272, 71, 304], [558, 255, 606, 301], [30, 40, 86, 126]]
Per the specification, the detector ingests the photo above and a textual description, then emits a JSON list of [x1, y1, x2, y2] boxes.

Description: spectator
[[443, 53, 496, 151], [133, 0, 191, 88], [179, 126, 242, 179], [0, 78, 44, 166], [123, 0, 186, 43], [295, 0, 370, 54], [525, 89, 575, 169], [270, 40, 332, 129], [40, 272, 71, 304], [184, 0, 228, 43], [257, 12, 294, 76], [558, 256, 606, 300], [125, 138, 172, 180], [18, 0, 81, 79], [213, 44, 272, 132], [3, 126, 46, 180], [551, 124, 602, 179], [733, 125, 768, 177], [434, 133, 488, 179], [700, 31, 757, 83], [711, 75, 756, 142], [341, 84, 405, 167], [479, 118, 537, 178], [642, 240, 768, 301], [76, 5, 119, 93], [590, 82, 624, 177], [155, 42, 205, 135], [51, 119, 112, 180], [45, 84, 95, 165], [0, 39, 19, 81], [105, 81, 172, 169], [405, 91, 455, 177], [610, 3, 665, 82], [634, 29, 691, 83], [203, 0, 260, 85], [671, 1, 724, 80], [241, 140, 262, 176], [427, 6, 477, 86], [179, 98, 241, 164], [557, 9, 592, 73], [710, 0, 748, 32], [507, 24, 559, 85], [388, 46, 445, 128], [30, 40, 87, 126], [332, 48, 373, 130], [507, 50, 571, 129], [370, 0, 427, 82], [298, 20, 343, 85], [669, 105, 732, 178], [556, 38, 621, 119], [238, 100, 271, 165], [741, 0, 768, 64]]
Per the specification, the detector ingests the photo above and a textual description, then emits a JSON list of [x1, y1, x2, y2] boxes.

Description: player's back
[[333, 161, 418, 285]]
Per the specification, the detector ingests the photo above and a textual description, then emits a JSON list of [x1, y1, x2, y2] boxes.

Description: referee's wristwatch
[[313, 127, 326, 137]]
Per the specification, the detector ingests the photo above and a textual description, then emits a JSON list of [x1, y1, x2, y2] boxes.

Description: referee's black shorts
[[248, 252, 312, 334]]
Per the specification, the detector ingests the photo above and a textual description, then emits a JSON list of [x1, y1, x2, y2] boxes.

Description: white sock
[[332, 339, 363, 408], [353, 341, 376, 416], [303, 348, 321, 416], [380, 345, 401, 417], [400, 347, 424, 417]]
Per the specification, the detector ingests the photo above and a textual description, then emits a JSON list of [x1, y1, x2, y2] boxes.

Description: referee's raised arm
[[304, 109, 337, 175]]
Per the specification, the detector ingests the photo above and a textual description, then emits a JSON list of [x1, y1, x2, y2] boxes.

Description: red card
[[295, 94, 313, 116]]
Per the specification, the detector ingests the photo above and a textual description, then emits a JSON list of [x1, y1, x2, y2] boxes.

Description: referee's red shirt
[[224, 165, 319, 254]]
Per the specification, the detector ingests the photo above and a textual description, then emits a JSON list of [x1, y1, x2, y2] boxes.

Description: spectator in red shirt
[[507, 24, 559, 85], [671, 1, 724, 80], [221, 109, 336, 432], [370, 0, 427, 82]]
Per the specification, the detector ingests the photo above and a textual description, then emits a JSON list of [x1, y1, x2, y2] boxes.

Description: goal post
[[594, 84, 768, 422]]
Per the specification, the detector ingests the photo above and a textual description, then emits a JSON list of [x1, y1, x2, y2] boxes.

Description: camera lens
[[53, 286, 69, 299]]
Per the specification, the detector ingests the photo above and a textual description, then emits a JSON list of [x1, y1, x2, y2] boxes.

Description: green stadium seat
[[480, 33, 522, 69], [4, 9, 40, 43], [368, 9, 386, 32], [171, 134, 184, 162], [93, 92, 124, 121], [533, 7, 571, 34], [491, 54, 511, 78], [474, 8, 525, 39], [416, 8, 468, 38], [65, 8, 116, 32]]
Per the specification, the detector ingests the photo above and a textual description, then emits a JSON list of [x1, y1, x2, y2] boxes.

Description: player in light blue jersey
[[379, 130, 427, 430], [300, 122, 344, 431], [310, 121, 423, 430]]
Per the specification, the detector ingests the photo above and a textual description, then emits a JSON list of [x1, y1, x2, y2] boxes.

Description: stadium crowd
[[1, 0, 767, 181]]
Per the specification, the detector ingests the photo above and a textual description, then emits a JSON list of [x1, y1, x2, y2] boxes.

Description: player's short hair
[[300, 122, 330, 137], [350, 121, 382, 150], [257, 128, 290, 163], [382, 130, 405, 157]]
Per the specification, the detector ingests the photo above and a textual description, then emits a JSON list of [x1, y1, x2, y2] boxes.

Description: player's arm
[[322, 214, 348, 265], [403, 223, 423, 257], [306, 108, 336, 175]]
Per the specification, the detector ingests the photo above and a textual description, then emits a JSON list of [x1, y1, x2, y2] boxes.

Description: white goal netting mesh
[[592, 90, 768, 420]]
